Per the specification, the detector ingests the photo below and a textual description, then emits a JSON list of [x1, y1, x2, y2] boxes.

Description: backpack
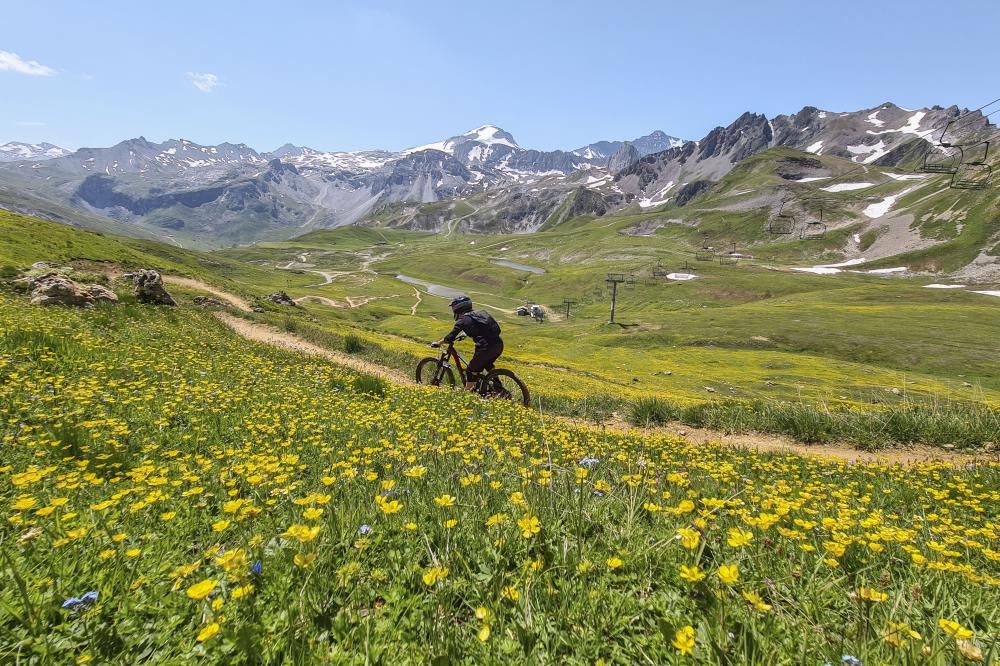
[[467, 310, 501, 340]]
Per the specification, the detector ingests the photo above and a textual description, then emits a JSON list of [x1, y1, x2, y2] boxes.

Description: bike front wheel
[[416, 357, 456, 387], [484, 368, 530, 407]]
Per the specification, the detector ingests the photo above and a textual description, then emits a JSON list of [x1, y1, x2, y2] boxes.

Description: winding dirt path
[[162, 276, 252, 312], [214, 312, 413, 384], [410, 288, 422, 315], [294, 295, 347, 308]]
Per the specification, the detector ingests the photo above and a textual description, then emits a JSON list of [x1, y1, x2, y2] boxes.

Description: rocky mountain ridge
[[0, 125, 687, 245], [0, 103, 992, 246]]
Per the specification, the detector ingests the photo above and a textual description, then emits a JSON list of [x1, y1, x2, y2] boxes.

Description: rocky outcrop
[[133, 270, 176, 306], [776, 156, 826, 181], [27, 273, 118, 307], [607, 143, 640, 174], [567, 188, 610, 217], [266, 291, 297, 306], [674, 180, 716, 206]]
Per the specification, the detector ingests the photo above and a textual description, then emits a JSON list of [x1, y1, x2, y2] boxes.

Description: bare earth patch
[[162, 276, 252, 312]]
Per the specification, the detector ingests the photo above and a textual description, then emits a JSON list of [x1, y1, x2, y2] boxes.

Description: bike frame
[[437, 340, 470, 384], [434, 336, 492, 391]]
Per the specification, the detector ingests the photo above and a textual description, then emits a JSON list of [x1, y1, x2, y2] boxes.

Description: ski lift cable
[[945, 97, 1000, 133], [931, 97, 1000, 145]]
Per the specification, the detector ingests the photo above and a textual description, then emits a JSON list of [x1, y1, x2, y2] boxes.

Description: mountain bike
[[415, 334, 530, 407]]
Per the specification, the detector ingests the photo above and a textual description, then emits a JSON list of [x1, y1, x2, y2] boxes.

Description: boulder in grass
[[134, 270, 176, 306], [266, 291, 297, 306], [28, 272, 118, 307]]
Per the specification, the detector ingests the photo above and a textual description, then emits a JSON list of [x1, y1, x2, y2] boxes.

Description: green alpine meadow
[[2, 2, 999, 663]]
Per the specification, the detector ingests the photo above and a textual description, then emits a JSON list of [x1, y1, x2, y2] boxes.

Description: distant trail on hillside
[[410, 287, 421, 315], [214, 312, 412, 384]]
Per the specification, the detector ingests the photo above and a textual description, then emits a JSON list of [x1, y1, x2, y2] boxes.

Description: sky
[[1, 0, 997, 153]]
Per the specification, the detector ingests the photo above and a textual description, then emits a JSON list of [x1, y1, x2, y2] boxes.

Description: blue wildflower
[[578, 457, 600, 468], [251, 561, 263, 575], [81, 591, 98, 604], [61, 597, 83, 610], [358, 524, 373, 536], [841, 656, 862, 666]]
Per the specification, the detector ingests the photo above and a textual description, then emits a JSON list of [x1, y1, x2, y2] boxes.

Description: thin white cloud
[[0, 50, 56, 76], [187, 71, 220, 93], [16, 121, 47, 127]]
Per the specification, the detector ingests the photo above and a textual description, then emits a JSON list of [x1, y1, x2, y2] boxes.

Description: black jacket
[[444, 310, 502, 348]]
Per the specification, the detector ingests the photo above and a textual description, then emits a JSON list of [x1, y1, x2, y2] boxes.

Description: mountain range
[[0, 142, 73, 162], [0, 102, 992, 249]]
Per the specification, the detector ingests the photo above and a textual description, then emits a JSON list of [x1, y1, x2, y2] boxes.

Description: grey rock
[[133, 270, 176, 306], [28, 272, 118, 307], [267, 291, 297, 306]]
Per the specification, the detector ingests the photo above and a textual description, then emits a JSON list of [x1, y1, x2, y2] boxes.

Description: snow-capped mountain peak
[[461, 125, 519, 149], [0, 141, 72, 162], [403, 125, 520, 156]]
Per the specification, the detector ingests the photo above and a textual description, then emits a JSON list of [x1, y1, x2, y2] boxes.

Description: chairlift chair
[[951, 163, 993, 190], [961, 140, 991, 166], [768, 201, 796, 235], [694, 237, 715, 261], [798, 205, 827, 240], [718, 255, 738, 266], [922, 146, 963, 174]]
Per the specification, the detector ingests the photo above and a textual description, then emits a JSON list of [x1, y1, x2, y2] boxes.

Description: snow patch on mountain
[[863, 187, 916, 218], [821, 182, 874, 192]]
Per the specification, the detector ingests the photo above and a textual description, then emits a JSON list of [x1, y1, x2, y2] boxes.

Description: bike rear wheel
[[416, 357, 456, 387], [484, 368, 530, 407]]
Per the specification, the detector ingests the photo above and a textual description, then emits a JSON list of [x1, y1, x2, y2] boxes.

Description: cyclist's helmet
[[450, 295, 473, 319]]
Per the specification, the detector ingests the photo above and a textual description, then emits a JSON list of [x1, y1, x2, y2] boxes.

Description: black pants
[[466, 339, 503, 376]]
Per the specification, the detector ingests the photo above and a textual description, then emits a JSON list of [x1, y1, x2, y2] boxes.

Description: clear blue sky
[[2, 0, 996, 152]]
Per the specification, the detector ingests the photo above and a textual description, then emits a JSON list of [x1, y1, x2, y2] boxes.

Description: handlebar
[[431, 333, 466, 348]]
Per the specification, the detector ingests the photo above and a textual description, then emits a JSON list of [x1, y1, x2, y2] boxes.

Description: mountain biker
[[434, 295, 503, 391]]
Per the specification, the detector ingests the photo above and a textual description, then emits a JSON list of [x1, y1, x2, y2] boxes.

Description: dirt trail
[[410, 288, 422, 315], [215, 312, 413, 384], [162, 276, 252, 312], [558, 415, 993, 466], [213, 310, 991, 466], [294, 295, 347, 308]]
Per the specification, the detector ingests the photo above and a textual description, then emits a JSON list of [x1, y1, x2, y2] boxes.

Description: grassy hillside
[[0, 211, 319, 298], [1, 290, 997, 664], [3, 209, 998, 447]]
